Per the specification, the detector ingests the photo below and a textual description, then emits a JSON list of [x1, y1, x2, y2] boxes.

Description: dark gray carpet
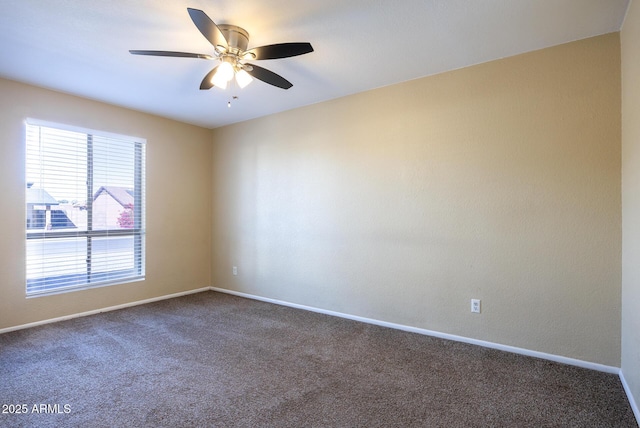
[[0, 291, 636, 427]]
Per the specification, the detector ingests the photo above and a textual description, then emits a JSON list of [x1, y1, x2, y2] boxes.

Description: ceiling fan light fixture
[[216, 60, 235, 82], [236, 69, 253, 88], [212, 71, 228, 89], [211, 76, 227, 89], [130, 8, 314, 94]]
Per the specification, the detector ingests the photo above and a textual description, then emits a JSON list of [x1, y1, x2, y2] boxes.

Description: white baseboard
[[0, 287, 211, 334], [211, 286, 620, 374], [620, 370, 640, 426], [1, 284, 625, 377]]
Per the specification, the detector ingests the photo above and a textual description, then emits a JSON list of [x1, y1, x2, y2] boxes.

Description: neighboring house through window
[[25, 120, 146, 296], [93, 186, 135, 229]]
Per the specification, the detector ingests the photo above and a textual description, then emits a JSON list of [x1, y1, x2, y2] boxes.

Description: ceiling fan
[[130, 8, 313, 91]]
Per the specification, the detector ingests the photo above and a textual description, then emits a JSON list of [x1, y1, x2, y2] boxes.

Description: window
[[25, 120, 145, 296]]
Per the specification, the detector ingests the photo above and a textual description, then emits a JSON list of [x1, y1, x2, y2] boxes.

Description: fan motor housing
[[218, 24, 249, 52]]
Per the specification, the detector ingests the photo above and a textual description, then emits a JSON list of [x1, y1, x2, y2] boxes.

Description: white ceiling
[[0, 0, 630, 129]]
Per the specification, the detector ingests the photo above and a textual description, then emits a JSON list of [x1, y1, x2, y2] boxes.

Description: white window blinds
[[25, 121, 145, 296]]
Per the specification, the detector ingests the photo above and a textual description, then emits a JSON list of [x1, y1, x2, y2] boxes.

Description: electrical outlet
[[471, 299, 481, 313], [232, 266, 238, 276]]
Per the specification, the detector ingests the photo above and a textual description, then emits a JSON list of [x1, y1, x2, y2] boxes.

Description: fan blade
[[129, 50, 213, 60], [187, 8, 228, 50], [200, 66, 219, 90], [244, 64, 293, 89], [244, 42, 313, 60]]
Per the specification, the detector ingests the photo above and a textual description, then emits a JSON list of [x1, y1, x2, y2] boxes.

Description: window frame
[[25, 119, 146, 297]]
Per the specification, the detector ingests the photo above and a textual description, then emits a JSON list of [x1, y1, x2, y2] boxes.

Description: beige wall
[[622, 0, 640, 414], [0, 79, 212, 329], [212, 34, 622, 366]]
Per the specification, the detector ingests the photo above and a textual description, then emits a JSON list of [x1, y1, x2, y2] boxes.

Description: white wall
[[621, 0, 640, 416]]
